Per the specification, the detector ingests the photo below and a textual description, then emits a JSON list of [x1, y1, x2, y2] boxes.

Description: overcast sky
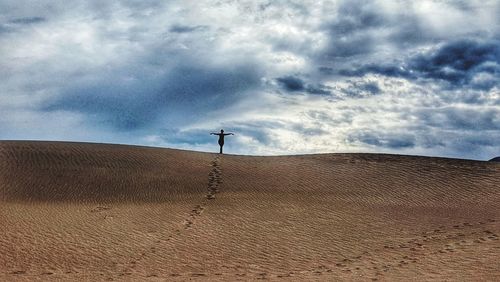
[[1, 0, 499, 159]]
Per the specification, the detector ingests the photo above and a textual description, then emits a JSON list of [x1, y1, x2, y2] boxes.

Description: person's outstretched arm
[[223, 133, 234, 136]]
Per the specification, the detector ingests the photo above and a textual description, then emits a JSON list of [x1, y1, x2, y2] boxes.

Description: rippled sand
[[1, 141, 499, 281]]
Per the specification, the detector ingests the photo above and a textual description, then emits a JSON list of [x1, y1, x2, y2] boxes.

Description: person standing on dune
[[210, 129, 234, 154]]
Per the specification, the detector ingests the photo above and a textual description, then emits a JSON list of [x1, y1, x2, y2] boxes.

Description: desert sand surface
[[1, 141, 499, 281]]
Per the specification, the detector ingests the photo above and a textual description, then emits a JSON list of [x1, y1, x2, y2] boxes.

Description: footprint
[[91, 206, 111, 213], [41, 271, 54, 275]]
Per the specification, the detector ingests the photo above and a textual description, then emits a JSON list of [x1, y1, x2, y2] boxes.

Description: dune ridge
[[1, 141, 499, 281]]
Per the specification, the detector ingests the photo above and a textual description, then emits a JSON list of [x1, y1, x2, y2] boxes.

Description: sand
[[1, 141, 499, 281]]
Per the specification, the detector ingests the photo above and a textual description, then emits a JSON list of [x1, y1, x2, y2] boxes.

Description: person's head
[[220, 129, 224, 133]]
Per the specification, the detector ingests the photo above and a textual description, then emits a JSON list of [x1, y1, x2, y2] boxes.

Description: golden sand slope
[[0, 141, 499, 281]]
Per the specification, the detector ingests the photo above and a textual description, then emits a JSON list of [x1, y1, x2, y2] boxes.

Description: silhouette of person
[[210, 129, 234, 154]]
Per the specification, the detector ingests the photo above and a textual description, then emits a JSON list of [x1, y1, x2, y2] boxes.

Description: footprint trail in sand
[[121, 155, 223, 275], [184, 155, 222, 228], [206, 155, 222, 200]]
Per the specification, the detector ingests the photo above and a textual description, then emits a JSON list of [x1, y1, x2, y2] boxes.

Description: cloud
[[338, 64, 408, 78], [330, 1, 386, 35], [1, 0, 499, 160], [338, 39, 500, 90], [318, 1, 384, 59], [347, 131, 416, 149], [415, 107, 500, 131], [410, 39, 499, 85], [276, 75, 305, 92], [339, 80, 381, 97], [169, 24, 208, 33], [0, 16, 46, 34], [158, 128, 214, 145], [44, 63, 263, 131], [9, 16, 46, 24], [276, 75, 331, 95]]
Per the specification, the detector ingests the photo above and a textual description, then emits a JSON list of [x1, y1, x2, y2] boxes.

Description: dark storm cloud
[[0, 16, 46, 34], [9, 16, 46, 24], [358, 81, 380, 94], [387, 11, 439, 48], [458, 135, 497, 147], [347, 131, 416, 149], [338, 64, 408, 78], [315, 0, 430, 60], [410, 39, 499, 84], [393, 107, 500, 154], [45, 63, 262, 131], [305, 85, 331, 95], [345, 122, 499, 155], [438, 131, 500, 157], [276, 76, 331, 95], [169, 24, 208, 33], [417, 134, 445, 149], [276, 76, 304, 91], [338, 39, 500, 90], [340, 80, 381, 97], [322, 33, 374, 59], [331, 1, 385, 35], [415, 107, 500, 131], [319, 0, 384, 59], [318, 66, 335, 75]]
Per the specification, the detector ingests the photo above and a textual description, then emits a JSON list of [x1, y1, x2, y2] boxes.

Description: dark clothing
[[215, 133, 231, 143], [212, 132, 233, 154], [218, 135, 225, 146], [218, 136, 224, 154]]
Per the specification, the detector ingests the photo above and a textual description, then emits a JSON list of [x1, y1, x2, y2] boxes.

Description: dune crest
[[1, 141, 499, 281]]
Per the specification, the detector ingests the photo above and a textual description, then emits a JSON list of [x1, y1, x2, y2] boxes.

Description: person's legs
[[218, 140, 224, 154]]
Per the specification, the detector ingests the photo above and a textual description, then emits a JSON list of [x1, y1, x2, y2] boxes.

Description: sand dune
[[1, 141, 499, 281]]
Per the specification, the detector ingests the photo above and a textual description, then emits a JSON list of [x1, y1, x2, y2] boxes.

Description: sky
[[0, 0, 499, 159]]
